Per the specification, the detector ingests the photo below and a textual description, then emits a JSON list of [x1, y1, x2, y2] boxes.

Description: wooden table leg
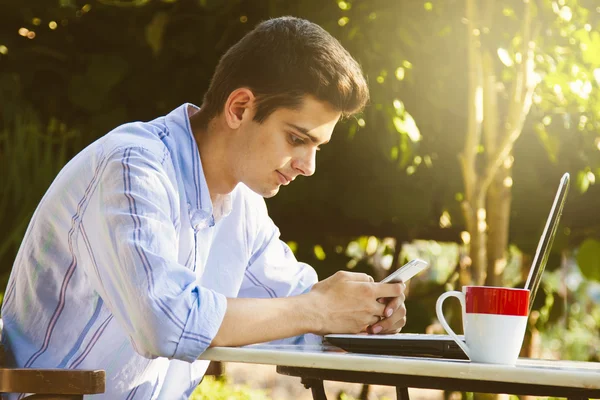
[[396, 386, 410, 400], [301, 377, 327, 400]]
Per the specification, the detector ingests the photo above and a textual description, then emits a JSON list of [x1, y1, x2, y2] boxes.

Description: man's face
[[237, 95, 341, 198]]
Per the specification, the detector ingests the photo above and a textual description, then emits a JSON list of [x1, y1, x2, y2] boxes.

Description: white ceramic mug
[[436, 286, 530, 365]]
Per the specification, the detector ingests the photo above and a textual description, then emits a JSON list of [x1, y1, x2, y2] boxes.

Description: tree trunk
[[462, 0, 536, 289], [485, 161, 513, 287], [466, 195, 487, 285], [462, 0, 486, 286]]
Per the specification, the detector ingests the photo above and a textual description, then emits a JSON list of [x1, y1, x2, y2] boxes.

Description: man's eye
[[289, 134, 305, 145]]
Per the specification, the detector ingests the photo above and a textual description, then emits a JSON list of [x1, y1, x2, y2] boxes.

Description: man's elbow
[[208, 330, 226, 348], [124, 296, 220, 360], [128, 330, 175, 359], [126, 311, 180, 358]]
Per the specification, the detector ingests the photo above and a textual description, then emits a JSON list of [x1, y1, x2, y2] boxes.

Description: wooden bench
[[0, 319, 106, 399]]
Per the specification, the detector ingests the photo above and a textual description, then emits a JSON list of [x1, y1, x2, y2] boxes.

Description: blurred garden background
[[2, 0, 600, 398]]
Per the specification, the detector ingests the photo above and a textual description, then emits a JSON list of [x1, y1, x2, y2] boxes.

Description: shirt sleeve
[[237, 198, 320, 344], [80, 146, 227, 362], [237, 213, 318, 300]]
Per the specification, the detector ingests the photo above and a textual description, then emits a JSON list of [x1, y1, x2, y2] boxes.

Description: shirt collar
[[164, 103, 232, 229]]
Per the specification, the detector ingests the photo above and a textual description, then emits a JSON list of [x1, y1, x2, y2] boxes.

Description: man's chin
[[247, 183, 280, 198], [262, 187, 280, 198]]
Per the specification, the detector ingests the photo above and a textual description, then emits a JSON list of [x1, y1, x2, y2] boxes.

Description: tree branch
[[461, 0, 483, 230], [482, 49, 499, 156], [480, 0, 537, 194]]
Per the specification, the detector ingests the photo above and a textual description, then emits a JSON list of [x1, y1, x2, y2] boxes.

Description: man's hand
[[307, 271, 406, 335], [366, 284, 407, 334], [211, 270, 406, 348]]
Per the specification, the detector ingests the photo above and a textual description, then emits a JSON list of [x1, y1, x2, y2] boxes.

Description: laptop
[[325, 173, 570, 359]]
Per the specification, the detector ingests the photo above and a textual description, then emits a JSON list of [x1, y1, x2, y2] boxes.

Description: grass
[[190, 376, 271, 400]]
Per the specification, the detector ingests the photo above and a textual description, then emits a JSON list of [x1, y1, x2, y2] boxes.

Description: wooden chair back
[[0, 318, 106, 399]]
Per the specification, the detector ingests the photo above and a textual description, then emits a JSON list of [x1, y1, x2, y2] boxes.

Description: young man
[[1, 17, 406, 399]]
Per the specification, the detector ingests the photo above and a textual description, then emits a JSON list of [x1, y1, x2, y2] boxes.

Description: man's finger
[[368, 315, 381, 327], [370, 302, 386, 318], [369, 300, 407, 333], [340, 271, 374, 282], [383, 295, 406, 317], [372, 282, 405, 298], [384, 324, 405, 335], [388, 316, 407, 333], [384, 307, 408, 333], [370, 314, 407, 335]]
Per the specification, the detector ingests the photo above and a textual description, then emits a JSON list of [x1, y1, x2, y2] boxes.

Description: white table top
[[199, 343, 600, 390]]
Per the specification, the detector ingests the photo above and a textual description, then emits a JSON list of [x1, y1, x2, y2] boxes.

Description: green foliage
[[576, 238, 600, 281], [338, 392, 393, 400], [190, 376, 270, 400], [3, 0, 600, 250], [0, 104, 83, 286], [536, 265, 600, 361]]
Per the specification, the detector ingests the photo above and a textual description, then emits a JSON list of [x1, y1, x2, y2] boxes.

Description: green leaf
[[392, 113, 421, 143], [59, 0, 76, 8], [576, 239, 600, 281], [145, 12, 169, 57], [97, 0, 151, 7], [535, 123, 559, 163], [438, 25, 452, 37], [546, 291, 566, 326], [576, 170, 591, 193], [574, 29, 600, 66], [313, 245, 326, 260]]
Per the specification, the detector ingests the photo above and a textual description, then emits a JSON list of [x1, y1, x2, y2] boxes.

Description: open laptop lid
[[525, 172, 570, 312]]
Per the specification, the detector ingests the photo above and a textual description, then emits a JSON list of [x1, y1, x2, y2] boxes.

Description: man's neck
[[189, 112, 238, 206]]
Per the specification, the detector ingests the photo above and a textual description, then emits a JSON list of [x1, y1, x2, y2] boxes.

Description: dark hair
[[196, 16, 369, 128]]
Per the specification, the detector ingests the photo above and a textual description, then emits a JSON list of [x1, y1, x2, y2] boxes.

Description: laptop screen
[[524, 173, 570, 313]]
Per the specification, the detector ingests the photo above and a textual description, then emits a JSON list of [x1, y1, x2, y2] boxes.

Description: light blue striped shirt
[[1, 104, 318, 399]]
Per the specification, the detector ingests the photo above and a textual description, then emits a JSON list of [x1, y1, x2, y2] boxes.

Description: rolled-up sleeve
[[80, 146, 226, 362], [237, 200, 320, 345], [238, 216, 318, 300]]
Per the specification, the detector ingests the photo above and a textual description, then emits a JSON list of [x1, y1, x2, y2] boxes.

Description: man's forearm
[[209, 293, 321, 347]]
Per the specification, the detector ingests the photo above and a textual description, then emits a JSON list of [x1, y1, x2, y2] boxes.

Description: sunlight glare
[[497, 48, 513, 67]]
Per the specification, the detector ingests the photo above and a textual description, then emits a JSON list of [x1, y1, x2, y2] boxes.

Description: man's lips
[[276, 171, 292, 185]]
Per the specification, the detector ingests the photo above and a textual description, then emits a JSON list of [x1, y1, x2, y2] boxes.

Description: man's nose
[[292, 149, 316, 177]]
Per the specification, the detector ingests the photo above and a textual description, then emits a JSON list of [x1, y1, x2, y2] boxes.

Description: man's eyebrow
[[286, 123, 329, 145]]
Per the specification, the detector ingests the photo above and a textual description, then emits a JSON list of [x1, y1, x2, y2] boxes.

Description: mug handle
[[435, 291, 471, 359]]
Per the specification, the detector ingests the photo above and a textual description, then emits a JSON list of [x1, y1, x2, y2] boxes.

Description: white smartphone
[[380, 258, 429, 283]]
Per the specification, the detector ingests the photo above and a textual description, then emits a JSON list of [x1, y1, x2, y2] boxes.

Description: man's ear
[[224, 88, 255, 129]]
